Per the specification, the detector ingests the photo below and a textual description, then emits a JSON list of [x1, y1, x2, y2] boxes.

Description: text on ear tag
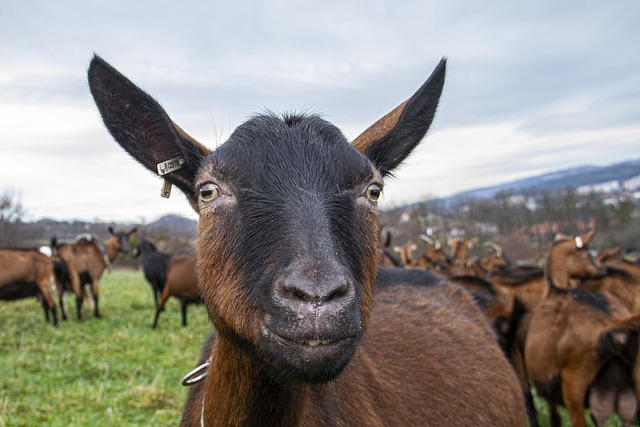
[[157, 156, 185, 176]]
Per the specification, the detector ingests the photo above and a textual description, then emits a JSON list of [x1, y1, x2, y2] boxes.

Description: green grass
[[0, 270, 211, 426]]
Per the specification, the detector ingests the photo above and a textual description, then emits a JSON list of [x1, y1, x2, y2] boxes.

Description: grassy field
[[0, 270, 211, 426], [0, 270, 630, 426]]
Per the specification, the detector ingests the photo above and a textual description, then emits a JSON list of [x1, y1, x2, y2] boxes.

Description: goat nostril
[[279, 278, 351, 304], [290, 288, 310, 302], [327, 283, 349, 301]]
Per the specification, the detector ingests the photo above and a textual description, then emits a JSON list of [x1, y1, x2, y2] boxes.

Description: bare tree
[[0, 191, 25, 246]]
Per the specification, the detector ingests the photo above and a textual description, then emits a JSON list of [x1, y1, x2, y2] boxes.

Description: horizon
[[17, 156, 640, 225]]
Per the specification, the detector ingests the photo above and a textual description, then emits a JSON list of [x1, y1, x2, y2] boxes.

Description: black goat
[[133, 240, 171, 306]]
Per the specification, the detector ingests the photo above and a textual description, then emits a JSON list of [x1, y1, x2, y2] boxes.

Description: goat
[[525, 284, 639, 427], [0, 248, 58, 326], [580, 262, 640, 314], [152, 249, 202, 328], [523, 230, 629, 427], [88, 55, 526, 426], [133, 239, 171, 306], [52, 226, 136, 319], [414, 234, 451, 273], [465, 242, 511, 278]]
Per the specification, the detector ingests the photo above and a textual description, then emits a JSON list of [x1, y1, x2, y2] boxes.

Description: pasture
[[0, 270, 210, 426], [0, 269, 631, 426]]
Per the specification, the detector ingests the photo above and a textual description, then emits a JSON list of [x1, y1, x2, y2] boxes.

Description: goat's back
[[166, 251, 199, 297], [57, 242, 105, 278], [0, 249, 52, 285]]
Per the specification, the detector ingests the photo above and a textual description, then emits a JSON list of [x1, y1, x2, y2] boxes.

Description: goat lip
[[260, 325, 355, 350]]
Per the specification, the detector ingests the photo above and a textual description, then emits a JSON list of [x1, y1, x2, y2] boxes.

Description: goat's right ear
[[87, 55, 211, 212]]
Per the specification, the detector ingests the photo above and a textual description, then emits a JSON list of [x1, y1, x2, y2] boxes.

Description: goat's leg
[[152, 286, 159, 307], [152, 287, 171, 329], [91, 279, 101, 318], [524, 390, 540, 427], [76, 294, 83, 320], [561, 370, 590, 427], [50, 304, 58, 327], [40, 295, 50, 323], [181, 300, 188, 327], [59, 292, 68, 320]]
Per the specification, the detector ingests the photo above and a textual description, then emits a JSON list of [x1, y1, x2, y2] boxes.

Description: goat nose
[[277, 272, 351, 305]]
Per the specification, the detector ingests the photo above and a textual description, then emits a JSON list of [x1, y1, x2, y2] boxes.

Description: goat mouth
[[260, 325, 354, 348], [259, 324, 359, 382]]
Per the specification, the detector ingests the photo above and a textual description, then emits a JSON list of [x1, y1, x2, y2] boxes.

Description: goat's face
[[88, 55, 445, 383], [551, 229, 603, 281], [196, 116, 380, 382], [107, 226, 137, 254]]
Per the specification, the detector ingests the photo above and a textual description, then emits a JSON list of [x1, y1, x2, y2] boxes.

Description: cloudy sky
[[1, 1, 639, 223]]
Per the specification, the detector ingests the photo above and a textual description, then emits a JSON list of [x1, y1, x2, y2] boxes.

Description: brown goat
[[152, 249, 203, 328], [523, 230, 632, 427], [525, 285, 638, 427], [580, 262, 640, 314], [88, 55, 526, 426], [465, 242, 511, 278], [53, 227, 135, 319], [0, 248, 58, 326]]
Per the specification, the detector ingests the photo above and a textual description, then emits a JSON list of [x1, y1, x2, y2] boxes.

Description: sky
[[1, 1, 639, 224]]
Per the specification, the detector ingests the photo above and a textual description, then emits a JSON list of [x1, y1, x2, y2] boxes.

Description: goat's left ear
[[353, 58, 446, 177]]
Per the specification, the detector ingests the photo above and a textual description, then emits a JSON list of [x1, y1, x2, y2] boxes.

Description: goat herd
[[381, 229, 640, 427], [2, 55, 639, 425], [0, 228, 203, 328]]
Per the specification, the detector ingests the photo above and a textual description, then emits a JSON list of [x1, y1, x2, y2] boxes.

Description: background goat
[[0, 248, 58, 326], [133, 239, 171, 307], [151, 249, 202, 328], [52, 226, 136, 319]]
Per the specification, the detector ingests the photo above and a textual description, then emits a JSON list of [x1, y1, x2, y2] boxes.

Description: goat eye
[[366, 184, 382, 202], [199, 183, 219, 202]]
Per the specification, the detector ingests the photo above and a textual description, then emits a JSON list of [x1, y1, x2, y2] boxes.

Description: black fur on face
[[196, 113, 381, 384]]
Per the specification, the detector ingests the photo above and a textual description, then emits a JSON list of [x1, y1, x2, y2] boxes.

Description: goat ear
[[353, 58, 446, 176], [581, 228, 596, 246], [87, 55, 211, 211]]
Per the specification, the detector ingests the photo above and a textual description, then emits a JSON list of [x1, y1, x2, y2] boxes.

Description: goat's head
[[107, 226, 137, 253], [550, 228, 603, 285], [88, 55, 445, 383]]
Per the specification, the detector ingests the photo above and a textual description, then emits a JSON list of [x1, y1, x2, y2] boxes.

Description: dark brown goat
[[0, 248, 58, 326], [88, 55, 526, 426], [152, 249, 202, 328], [53, 227, 135, 319]]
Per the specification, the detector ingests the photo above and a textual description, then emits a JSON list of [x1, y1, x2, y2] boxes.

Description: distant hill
[[146, 214, 197, 234], [442, 158, 640, 204]]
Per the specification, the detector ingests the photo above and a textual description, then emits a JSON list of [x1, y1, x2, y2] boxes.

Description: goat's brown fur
[[0, 248, 58, 326], [152, 250, 202, 328]]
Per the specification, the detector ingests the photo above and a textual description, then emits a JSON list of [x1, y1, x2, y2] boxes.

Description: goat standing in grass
[[524, 231, 635, 427], [152, 249, 202, 329], [88, 55, 526, 426], [133, 239, 171, 307], [0, 248, 58, 326], [52, 226, 136, 319]]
